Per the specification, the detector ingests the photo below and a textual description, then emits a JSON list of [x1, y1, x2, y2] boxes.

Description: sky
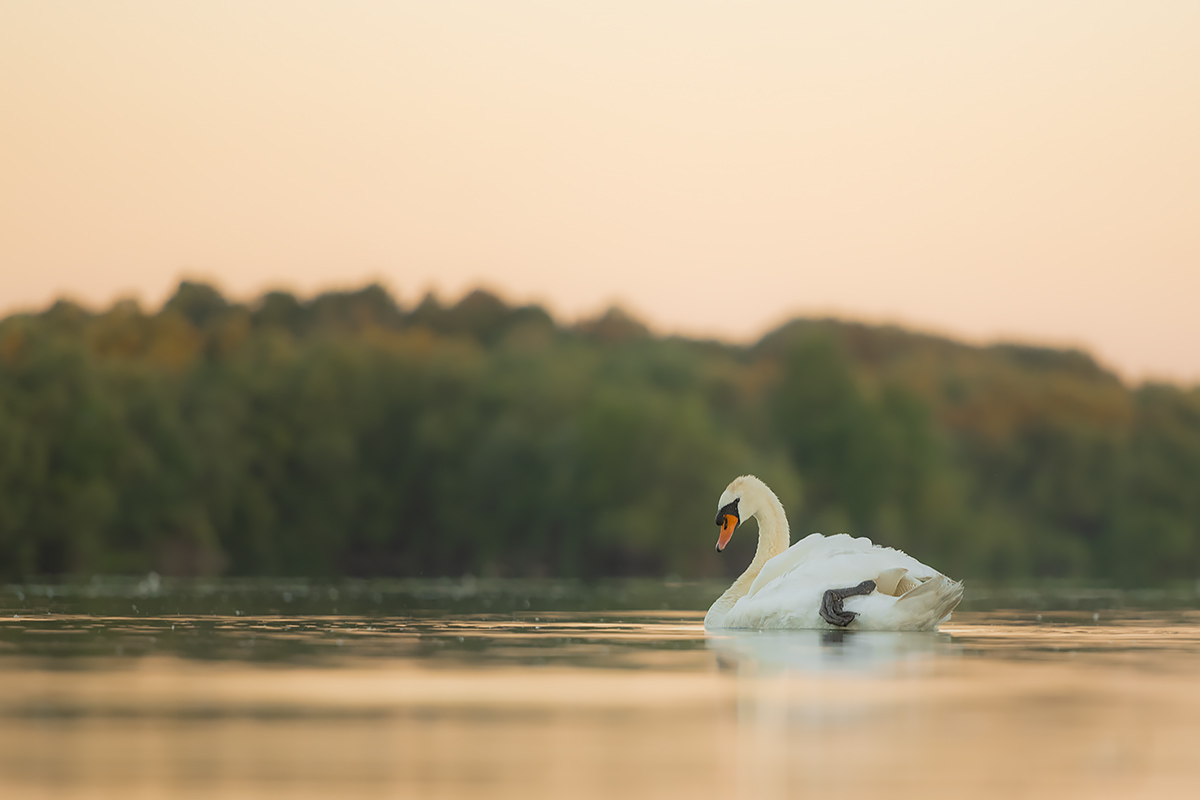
[[2, 2, 1198, 382]]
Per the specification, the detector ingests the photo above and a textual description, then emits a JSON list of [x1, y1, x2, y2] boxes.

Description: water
[[3, 579, 1200, 799]]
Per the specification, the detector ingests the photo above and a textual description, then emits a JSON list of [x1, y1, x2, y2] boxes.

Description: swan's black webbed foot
[[819, 580, 877, 627]]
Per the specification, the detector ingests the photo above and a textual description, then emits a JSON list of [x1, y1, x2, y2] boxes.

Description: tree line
[[1, 281, 1197, 584]]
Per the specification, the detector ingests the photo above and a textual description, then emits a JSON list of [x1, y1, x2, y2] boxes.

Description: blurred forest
[[1, 281, 1198, 584]]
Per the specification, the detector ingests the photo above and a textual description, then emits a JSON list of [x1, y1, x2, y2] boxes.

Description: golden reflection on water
[[3, 610, 1200, 799]]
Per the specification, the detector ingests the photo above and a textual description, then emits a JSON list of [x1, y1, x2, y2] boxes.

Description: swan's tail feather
[[893, 575, 964, 631]]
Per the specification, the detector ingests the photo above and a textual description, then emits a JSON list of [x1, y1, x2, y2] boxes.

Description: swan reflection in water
[[704, 628, 964, 800], [706, 626, 959, 676]]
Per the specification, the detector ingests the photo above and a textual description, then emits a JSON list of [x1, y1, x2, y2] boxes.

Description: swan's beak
[[716, 513, 738, 552]]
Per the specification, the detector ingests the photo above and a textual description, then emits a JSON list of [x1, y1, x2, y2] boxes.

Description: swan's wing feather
[[729, 552, 962, 631], [874, 566, 909, 596], [745, 533, 938, 600]]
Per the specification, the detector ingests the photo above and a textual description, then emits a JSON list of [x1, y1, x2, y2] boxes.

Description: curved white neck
[[705, 482, 790, 627]]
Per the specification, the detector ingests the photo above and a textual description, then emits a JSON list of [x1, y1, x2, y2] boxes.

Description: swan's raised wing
[[744, 532, 939, 600]]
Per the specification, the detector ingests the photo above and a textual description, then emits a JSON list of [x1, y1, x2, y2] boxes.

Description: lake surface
[[3, 579, 1200, 799]]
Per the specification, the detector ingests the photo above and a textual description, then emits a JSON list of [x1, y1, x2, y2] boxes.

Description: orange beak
[[716, 513, 738, 552]]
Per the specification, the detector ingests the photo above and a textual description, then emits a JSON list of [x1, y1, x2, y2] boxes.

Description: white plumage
[[704, 475, 963, 631]]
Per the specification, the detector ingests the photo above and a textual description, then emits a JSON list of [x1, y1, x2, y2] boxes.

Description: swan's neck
[[705, 486, 790, 627]]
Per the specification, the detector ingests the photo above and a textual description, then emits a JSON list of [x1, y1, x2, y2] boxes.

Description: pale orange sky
[[2, 2, 1198, 382]]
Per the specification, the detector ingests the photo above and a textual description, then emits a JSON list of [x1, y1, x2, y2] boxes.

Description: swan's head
[[714, 475, 766, 552]]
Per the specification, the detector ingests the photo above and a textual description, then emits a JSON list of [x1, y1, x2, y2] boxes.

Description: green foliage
[[0, 282, 1197, 584]]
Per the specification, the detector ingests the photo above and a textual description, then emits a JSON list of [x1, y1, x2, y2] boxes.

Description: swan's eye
[[714, 499, 740, 552], [714, 498, 739, 527]]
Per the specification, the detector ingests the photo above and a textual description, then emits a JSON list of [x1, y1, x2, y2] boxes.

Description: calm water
[[3, 579, 1200, 799]]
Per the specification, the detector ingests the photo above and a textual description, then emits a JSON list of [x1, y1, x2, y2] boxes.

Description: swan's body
[[705, 476, 963, 631]]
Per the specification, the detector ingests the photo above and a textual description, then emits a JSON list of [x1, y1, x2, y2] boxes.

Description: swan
[[705, 475, 963, 631]]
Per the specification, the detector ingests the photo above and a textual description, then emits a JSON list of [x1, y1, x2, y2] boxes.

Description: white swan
[[705, 475, 963, 631]]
